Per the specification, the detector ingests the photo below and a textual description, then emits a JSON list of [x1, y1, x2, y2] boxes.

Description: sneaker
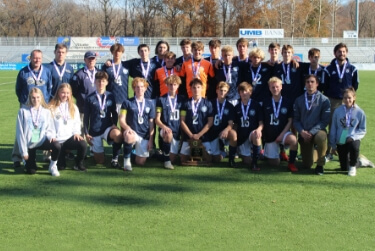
[[280, 152, 289, 162], [49, 165, 60, 177], [111, 159, 120, 169], [229, 160, 237, 168], [251, 163, 260, 171], [288, 163, 298, 172], [74, 164, 87, 172], [65, 152, 75, 160], [123, 164, 132, 171], [315, 165, 324, 175], [348, 166, 356, 176], [164, 161, 174, 170], [325, 153, 333, 162]]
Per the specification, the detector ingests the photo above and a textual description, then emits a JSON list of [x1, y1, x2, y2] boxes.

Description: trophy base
[[181, 160, 211, 166]]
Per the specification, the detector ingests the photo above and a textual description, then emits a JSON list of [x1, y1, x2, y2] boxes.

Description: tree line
[[0, 0, 374, 38]]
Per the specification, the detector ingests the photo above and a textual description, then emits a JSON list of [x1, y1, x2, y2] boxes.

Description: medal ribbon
[[241, 99, 251, 120], [335, 60, 347, 81], [140, 61, 150, 78], [59, 102, 69, 123], [85, 67, 96, 86], [96, 91, 107, 112], [30, 106, 41, 128], [308, 65, 319, 76], [28, 65, 43, 83], [164, 66, 174, 77], [223, 65, 232, 83], [168, 94, 177, 114], [216, 99, 226, 121], [344, 105, 353, 128], [282, 62, 290, 82], [136, 98, 146, 119], [251, 64, 262, 82], [192, 58, 201, 78], [304, 92, 317, 111], [53, 61, 66, 80], [112, 60, 122, 80], [272, 97, 283, 119], [191, 98, 202, 117]]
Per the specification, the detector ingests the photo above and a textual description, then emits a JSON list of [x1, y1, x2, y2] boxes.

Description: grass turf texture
[[1, 70, 375, 250]]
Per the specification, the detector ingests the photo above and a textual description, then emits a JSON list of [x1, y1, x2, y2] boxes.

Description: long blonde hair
[[49, 83, 76, 118], [26, 88, 48, 108]]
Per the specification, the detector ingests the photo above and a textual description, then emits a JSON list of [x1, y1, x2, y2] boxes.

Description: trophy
[[181, 139, 211, 166]]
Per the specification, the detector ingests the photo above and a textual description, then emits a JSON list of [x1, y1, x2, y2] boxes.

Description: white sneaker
[[325, 153, 333, 162], [123, 158, 132, 171], [49, 165, 60, 177], [348, 166, 356, 176], [164, 161, 174, 170]]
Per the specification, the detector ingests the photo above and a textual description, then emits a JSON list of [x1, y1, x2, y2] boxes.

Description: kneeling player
[[119, 77, 155, 171], [155, 75, 185, 169], [180, 78, 213, 163], [234, 82, 263, 171], [261, 77, 298, 172], [207, 81, 237, 166], [84, 71, 123, 167]]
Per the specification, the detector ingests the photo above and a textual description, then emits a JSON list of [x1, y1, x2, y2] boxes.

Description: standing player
[[261, 77, 298, 172], [300, 48, 326, 93], [119, 78, 155, 171], [273, 45, 304, 103], [155, 51, 177, 97], [101, 43, 129, 112], [239, 48, 273, 104], [205, 39, 222, 100], [71, 51, 99, 120], [324, 43, 359, 161], [153, 40, 170, 67], [214, 45, 240, 105], [47, 43, 75, 97], [234, 82, 263, 170], [207, 82, 237, 166], [293, 75, 331, 174], [267, 42, 281, 65], [83, 72, 123, 168], [14, 49, 52, 167], [233, 38, 249, 62], [175, 38, 192, 97], [180, 78, 214, 163], [178, 41, 215, 98], [155, 75, 185, 169]]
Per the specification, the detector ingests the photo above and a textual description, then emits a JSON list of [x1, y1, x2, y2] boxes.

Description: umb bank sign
[[239, 29, 284, 38]]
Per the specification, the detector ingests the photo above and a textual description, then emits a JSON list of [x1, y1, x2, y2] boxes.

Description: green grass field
[[1, 70, 375, 250]]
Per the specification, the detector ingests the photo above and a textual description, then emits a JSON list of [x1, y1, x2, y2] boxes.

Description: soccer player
[[324, 43, 359, 161], [71, 51, 99, 117], [153, 40, 170, 67], [155, 51, 177, 97], [273, 45, 304, 103], [180, 78, 213, 163], [261, 77, 298, 172], [233, 38, 249, 62], [239, 48, 273, 104], [175, 38, 192, 98], [206, 81, 237, 166], [178, 41, 214, 98], [47, 43, 75, 97], [155, 75, 185, 169], [83, 71, 123, 168], [293, 75, 330, 175], [205, 39, 222, 100], [214, 45, 240, 105], [119, 77, 156, 171], [267, 42, 281, 65], [300, 48, 326, 93], [101, 43, 129, 112], [234, 82, 263, 170]]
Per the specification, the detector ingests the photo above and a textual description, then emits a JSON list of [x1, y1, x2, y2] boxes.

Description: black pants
[[27, 139, 61, 169], [336, 140, 360, 171], [58, 136, 87, 167]]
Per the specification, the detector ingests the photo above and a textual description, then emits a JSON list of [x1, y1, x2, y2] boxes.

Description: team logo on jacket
[[201, 106, 207, 112], [224, 109, 229, 115], [123, 69, 129, 74], [145, 107, 150, 113], [281, 108, 287, 114], [107, 100, 112, 106], [250, 109, 255, 116], [346, 69, 350, 73]]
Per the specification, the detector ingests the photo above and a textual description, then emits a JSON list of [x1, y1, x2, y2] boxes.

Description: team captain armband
[[120, 109, 127, 115], [180, 110, 187, 116], [156, 107, 163, 113]]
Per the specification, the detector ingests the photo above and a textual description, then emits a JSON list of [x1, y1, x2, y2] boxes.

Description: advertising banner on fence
[[239, 29, 284, 38], [57, 37, 140, 50]]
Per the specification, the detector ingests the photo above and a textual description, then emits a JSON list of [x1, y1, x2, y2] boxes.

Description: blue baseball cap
[[84, 51, 96, 59]]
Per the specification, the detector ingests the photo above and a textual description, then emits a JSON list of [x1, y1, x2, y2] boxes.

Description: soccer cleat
[[74, 164, 87, 172], [111, 159, 120, 169], [348, 166, 357, 176], [123, 164, 133, 172], [229, 160, 237, 168], [49, 165, 60, 177], [164, 161, 174, 170], [325, 153, 333, 162], [251, 163, 260, 171], [287, 163, 298, 172], [280, 152, 289, 161], [315, 165, 324, 175]]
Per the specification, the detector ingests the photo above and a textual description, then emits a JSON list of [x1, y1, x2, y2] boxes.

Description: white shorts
[[180, 141, 212, 156], [131, 132, 150, 158], [207, 138, 222, 156], [238, 131, 256, 157], [264, 132, 292, 159], [91, 127, 113, 153], [160, 129, 180, 154]]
